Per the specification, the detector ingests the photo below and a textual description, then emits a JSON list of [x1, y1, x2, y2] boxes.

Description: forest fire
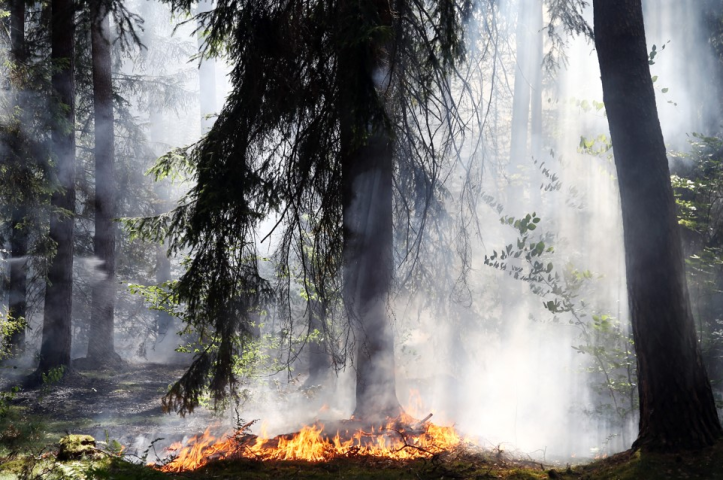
[[154, 413, 463, 472]]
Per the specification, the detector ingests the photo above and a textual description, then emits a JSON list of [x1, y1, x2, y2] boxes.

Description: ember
[[154, 414, 464, 472]]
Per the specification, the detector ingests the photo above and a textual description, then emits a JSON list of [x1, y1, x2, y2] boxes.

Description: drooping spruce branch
[[126, 0, 486, 414]]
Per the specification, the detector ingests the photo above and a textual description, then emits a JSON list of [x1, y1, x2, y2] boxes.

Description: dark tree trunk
[[87, 1, 120, 364], [38, 0, 76, 375], [306, 297, 331, 386], [8, 0, 28, 354], [9, 210, 28, 355], [594, 0, 723, 451], [336, 0, 403, 422], [338, 0, 402, 422], [343, 133, 401, 422]]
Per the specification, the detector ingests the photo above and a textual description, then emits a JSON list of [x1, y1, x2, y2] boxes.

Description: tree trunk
[[197, 0, 216, 134], [594, 0, 722, 451], [306, 297, 331, 386], [509, 0, 532, 173], [155, 235, 173, 336], [529, 0, 543, 161], [38, 0, 76, 376], [87, 1, 120, 365], [343, 132, 401, 422], [136, 0, 174, 341], [151, 126, 174, 338], [9, 210, 28, 355], [336, 0, 403, 422], [337, 0, 402, 423], [8, 0, 28, 355]]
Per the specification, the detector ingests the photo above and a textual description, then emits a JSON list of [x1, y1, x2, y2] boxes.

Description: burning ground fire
[[153, 412, 465, 472]]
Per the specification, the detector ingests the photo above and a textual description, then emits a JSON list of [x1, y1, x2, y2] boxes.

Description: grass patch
[[560, 442, 723, 479], [0, 406, 48, 456], [1, 442, 723, 479]]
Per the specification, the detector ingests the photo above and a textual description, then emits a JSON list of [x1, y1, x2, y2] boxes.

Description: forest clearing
[[3, 0, 723, 478]]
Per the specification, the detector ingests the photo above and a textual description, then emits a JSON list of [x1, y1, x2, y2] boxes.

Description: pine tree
[[7, 0, 29, 355], [594, 0, 723, 450], [86, 0, 122, 366], [146, 0, 473, 416], [37, 0, 77, 377]]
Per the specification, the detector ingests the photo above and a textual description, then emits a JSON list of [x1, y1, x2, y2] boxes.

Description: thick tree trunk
[[306, 297, 331, 386], [8, 0, 28, 354], [343, 133, 401, 421], [87, 1, 120, 365], [594, 0, 723, 451], [38, 0, 76, 375], [9, 210, 28, 354], [337, 0, 402, 422]]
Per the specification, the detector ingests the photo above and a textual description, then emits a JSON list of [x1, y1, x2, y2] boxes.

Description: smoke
[[6, 0, 720, 464], [383, 0, 720, 460]]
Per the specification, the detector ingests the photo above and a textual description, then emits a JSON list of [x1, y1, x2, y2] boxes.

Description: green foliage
[[0, 310, 26, 360], [42, 366, 66, 386], [0, 399, 46, 457], [483, 176, 637, 443], [38, 366, 67, 402], [578, 134, 612, 157], [128, 282, 182, 320], [543, 0, 593, 71], [647, 42, 668, 65], [671, 134, 723, 398], [0, 386, 19, 419]]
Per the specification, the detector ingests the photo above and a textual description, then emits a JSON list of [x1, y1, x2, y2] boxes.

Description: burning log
[[413, 413, 434, 428], [152, 413, 465, 472]]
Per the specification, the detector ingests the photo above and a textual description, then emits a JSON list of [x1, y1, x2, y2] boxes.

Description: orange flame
[[155, 416, 463, 472], [405, 389, 426, 418]]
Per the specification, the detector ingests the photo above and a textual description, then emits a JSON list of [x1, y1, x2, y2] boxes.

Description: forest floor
[[0, 362, 217, 452], [1, 362, 723, 479]]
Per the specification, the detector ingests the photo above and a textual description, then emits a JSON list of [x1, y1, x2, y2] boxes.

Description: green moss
[[0, 406, 47, 454], [0, 458, 25, 474], [84, 458, 168, 480], [57, 434, 98, 461], [557, 441, 723, 479]]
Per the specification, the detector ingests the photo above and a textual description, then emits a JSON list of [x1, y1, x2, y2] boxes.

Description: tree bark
[[338, 0, 402, 423], [87, 1, 120, 364], [8, 0, 28, 355], [594, 0, 723, 451], [38, 0, 76, 375], [343, 133, 401, 421], [306, 297, 331, 386]]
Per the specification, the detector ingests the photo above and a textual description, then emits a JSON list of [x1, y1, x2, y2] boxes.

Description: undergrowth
[[2, 441, 723, 479]]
